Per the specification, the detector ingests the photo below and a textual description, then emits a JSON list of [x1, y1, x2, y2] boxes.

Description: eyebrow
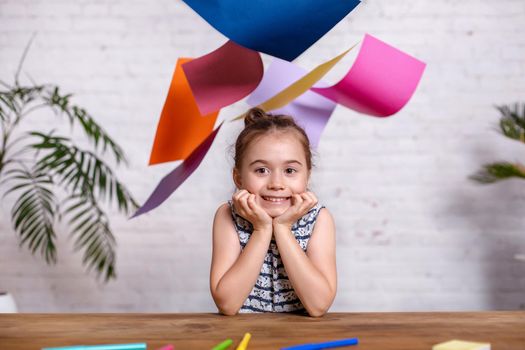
[[249, 159, 303, 166]]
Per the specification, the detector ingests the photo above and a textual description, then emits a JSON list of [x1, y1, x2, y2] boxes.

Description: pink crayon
[[156, 345, 174, 350]]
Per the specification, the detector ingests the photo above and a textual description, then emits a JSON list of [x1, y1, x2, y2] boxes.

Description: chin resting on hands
[[232, 189, 273, 232], [273, 191, 318, 229]]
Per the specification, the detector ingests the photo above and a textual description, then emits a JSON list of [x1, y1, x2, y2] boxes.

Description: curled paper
[[182, 41, 263, 115], [311, 34, 426, 117]]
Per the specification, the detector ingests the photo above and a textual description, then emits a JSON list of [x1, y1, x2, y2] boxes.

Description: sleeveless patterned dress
[[228, 201, 325, 313]]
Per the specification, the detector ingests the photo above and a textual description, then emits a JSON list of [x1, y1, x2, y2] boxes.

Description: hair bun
[[243, 107, 270, 127], [234, 107, 312, 171]]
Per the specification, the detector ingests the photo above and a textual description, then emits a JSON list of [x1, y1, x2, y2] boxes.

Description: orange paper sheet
[[149, 58, 219, 165]]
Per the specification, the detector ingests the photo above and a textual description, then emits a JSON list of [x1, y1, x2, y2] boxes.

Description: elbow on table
[[304, 293, 335, 317], [211, 288, 241, 316], [305, 304, 329, 317], [306, 283, 337, 317], [214, 298, 241, 316], [218, 306, 240, 316]]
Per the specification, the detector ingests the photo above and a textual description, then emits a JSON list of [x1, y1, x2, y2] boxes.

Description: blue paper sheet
[[182, 0, 361, 61]]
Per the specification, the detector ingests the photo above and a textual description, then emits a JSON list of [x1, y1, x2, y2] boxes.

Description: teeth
[[263, 196, 288, 202]]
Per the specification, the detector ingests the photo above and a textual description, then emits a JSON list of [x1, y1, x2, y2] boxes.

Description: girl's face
[[233, 131, 309, 218]]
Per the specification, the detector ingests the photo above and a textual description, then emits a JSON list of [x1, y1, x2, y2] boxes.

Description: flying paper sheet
[[181, 0, 361, 61], [134, 124, 222, 218], [149, 58, 219, 165], [247, 58, 336, 149], [311, 34, 426, 117], [234, 44, 356, 121], [182, 41, 263, 115]]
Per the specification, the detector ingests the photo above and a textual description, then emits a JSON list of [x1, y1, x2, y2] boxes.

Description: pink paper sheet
[[247, 58, 336, 149], [182, 41, 263, 115], [311, 34, 426, 117]]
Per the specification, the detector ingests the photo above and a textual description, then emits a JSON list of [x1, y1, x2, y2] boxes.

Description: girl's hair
[[234, 107, 312, 171]]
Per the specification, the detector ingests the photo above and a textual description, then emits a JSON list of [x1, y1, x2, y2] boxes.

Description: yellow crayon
[[235, 333, 251, 350]]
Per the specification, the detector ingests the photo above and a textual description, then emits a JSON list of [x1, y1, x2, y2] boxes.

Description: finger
[[297, 193, 312, 212], [246, 194, 258, 211], [302, 192, 317, 207], [232, 190, 246, 209], [291, 193, 303, 209], [248, 195, 268, 215], [237, 190, 251, 200], [232, 189, 248, 202], [231, 190, 241, 212], [306, 191, 318, 205], [238, 191, 250, 206], [236, 191, 252, 215]]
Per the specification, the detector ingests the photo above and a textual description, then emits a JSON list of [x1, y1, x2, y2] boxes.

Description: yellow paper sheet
[[433, 340, 491, 350]]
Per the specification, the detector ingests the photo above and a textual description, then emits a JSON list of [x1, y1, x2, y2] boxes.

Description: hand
[[273, 191, 318, 229], [232, 190, 273, 233]]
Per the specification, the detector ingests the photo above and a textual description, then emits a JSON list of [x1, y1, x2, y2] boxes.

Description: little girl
[[210, 108, 336, 317]]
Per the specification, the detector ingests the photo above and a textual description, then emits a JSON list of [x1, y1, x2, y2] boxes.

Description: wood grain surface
[[0, 312, 524, 350]]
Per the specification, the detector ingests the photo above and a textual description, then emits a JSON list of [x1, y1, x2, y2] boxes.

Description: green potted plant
[[470, 103, 525, 183], [0, 291, 17, 313], [0, 42, 138, 294], [470, 102, 525, 262]]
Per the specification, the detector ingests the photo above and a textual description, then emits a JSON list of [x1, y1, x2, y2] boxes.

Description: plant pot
[[0, 291, 18, 313]]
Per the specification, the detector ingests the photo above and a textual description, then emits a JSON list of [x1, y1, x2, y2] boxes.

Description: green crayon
[[212, 339, 233, 350]]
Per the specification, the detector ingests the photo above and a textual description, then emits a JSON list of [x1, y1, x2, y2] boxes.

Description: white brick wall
[[1, 0, 524, 312]]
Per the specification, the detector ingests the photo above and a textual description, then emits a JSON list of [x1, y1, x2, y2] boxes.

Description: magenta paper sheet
[[182, 41, 263, 115], [311, 34, 426, 117]]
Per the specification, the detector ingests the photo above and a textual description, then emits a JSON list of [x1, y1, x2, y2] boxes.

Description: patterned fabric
[[228, 201, 325, 313]]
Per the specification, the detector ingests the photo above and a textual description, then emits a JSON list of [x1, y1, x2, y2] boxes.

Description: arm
[[209, 196, 273, 315], [273, 197, 337, 317]]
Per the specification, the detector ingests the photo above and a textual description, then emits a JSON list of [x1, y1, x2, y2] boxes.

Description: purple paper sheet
[[132, 124, 222, 218], [246, 58, 336, 149]]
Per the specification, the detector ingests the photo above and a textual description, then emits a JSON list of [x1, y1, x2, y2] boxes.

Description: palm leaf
[[42, 86, 127, 165], [496, 103, 525, 144], [63, 192, 116, 281], [1, 51, 137, 282], [30, 131, 138, 215], [1, 85, 47, 122], [0, 91, 16, 122], [3, 167, 58, 263], [0, 89, 22, 119], [470, 162, 525, 183]]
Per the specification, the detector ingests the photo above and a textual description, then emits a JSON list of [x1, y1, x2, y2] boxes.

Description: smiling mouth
[[261, 196, 290, 203]]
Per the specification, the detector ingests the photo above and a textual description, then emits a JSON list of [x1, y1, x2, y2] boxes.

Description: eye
[[255, 167, 269, 174], [285, 168, 297, 174]]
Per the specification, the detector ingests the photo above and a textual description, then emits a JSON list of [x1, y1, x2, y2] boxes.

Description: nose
[[268, 172, 285, 190]]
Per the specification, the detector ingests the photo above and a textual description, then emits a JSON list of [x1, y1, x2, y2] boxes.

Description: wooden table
[[0, 312, 524, 349]]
